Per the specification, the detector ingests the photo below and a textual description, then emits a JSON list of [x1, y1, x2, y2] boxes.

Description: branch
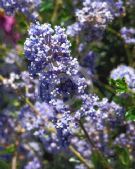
[[69, 145, 94, 169], [51, 0, 63, 23]]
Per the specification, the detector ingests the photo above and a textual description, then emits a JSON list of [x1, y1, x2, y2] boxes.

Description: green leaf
[[125, 107, 135, 121], [71, 99, 82, 111], [40, 0, 53, 12], [109, 78, 129, 94], [91, 150, 110, 169], [0, 145, 15, 155], [0, 160, 10, 169], [115, 145, 130, 167], [13, 100, 20, 107]]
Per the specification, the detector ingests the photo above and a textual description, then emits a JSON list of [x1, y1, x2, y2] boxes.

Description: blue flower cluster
[[75, 94, 124, 129], [114, 121, 135, 154], [20, 101, 54, 134], [120, 27, 135, 44], [24, 22, 87, 104], [0, 114, 15, 144], [1, 0, 135, 168], [110, 65, 135, 91], [23, 21, 126, 151], [19, 101, 70, 151], [67, 0, 114, 41], [0, 0, 41, 21], [71, 105, 124, 169], [24, 157, 41, 169], [115, 0, 125, 16]]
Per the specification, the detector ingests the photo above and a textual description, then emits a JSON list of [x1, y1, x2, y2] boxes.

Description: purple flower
[[110, 65, 135, 90], [0, 0, 41, 21], [120, 27, 135, 44], [67, 0, 114, 41], [24, 157, 41, 169], [24, 22, 87, 104]]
